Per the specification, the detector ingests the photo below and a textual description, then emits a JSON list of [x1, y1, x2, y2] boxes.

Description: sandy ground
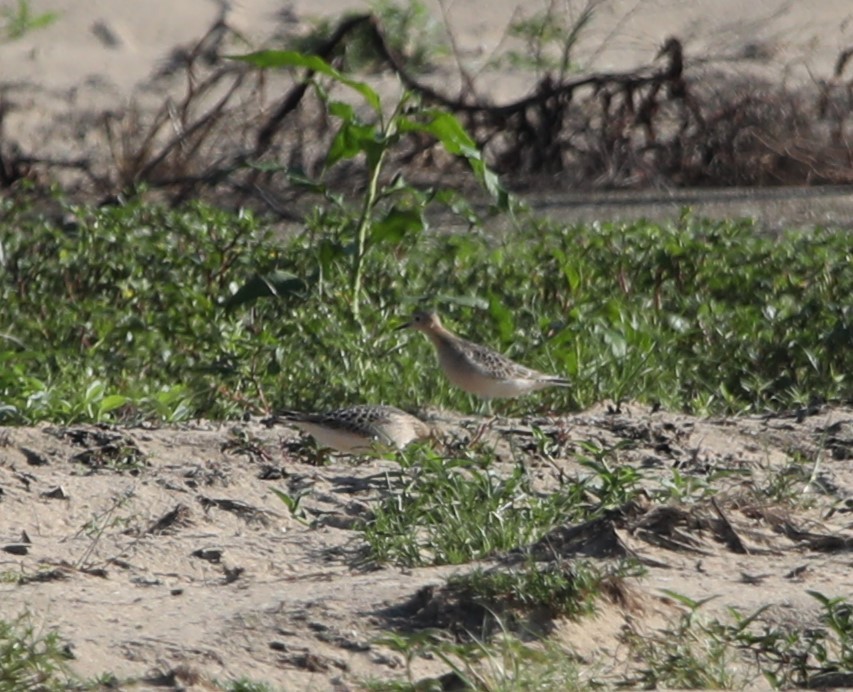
[[2, 2, 853, 689], [4, 0, 852, 100], [1, 404, 851, 688]]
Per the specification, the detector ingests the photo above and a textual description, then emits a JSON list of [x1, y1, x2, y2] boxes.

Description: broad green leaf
[[398, 111, 511, 210], [229, 50, 381, 113], [327, 121, 379, 167], [84, 380, 105, 403], [98, 394, 129, 414], [370, 207, 424, 245], [328, 101, 356, 120], [562, 262, 581, 292], [398, 111, 477, 155]]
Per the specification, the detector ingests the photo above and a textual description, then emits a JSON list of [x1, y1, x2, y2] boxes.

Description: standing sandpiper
[[398, 310, 571, 399], [264, 404, 431, 454]]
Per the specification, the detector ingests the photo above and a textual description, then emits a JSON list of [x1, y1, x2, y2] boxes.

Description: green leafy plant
[[270, 488, 311, 525], [230, 49, 511, 320], [624, 590, 853, 689], [1, 197, 851, 422], [624, 590, 742, 689], [359, 443, 635, 566], [737, 592, 853, 688], [576, 441, 643, 508]]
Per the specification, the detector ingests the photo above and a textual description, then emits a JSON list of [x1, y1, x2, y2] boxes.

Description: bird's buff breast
[[439, 352, 538, 398], [295, 422, 376, 453]]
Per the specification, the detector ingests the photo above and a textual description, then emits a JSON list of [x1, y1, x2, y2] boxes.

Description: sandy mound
[[1, 403, 850, 687]]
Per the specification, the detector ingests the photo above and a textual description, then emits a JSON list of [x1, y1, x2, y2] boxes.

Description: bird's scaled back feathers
[[267, 404, 431, 453], [400, 310, 571, 399]]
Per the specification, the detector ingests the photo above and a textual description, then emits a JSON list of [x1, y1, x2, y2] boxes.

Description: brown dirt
[[1, 402, 851, 689]]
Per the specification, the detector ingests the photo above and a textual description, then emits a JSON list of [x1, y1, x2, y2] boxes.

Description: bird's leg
[[471, 394, 491, 418], [493, 398, 515, 420], [467, 396, 499, 447]]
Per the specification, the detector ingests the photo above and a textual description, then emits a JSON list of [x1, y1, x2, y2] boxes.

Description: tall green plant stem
[[351, 144, 388, 321], [349, 89, 408, 321]]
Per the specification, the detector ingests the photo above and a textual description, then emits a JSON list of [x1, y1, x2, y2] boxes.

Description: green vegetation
[[1, 0, 59, 41], [232, 47, 512, 321], [0, 615, 70, 690], [1, 196, 849, 424], [362, 446, 578, 566], [446, 559, 619, 622], [360, 442, 642, 566], [624, 590, 853, 689], [372, 626, 585, 691], [1, 48, 848, 424], [223, 678, 276, 692]]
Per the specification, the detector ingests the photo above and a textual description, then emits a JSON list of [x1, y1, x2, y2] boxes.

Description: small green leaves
[[370, 206, 424, 245], [399, 111, 477, 156], [270, 488, 311, 525]]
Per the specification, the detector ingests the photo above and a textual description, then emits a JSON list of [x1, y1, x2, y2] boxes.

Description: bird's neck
[[425, 326, 458, 349]]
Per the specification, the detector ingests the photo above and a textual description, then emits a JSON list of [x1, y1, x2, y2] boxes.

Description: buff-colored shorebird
[[399, 310, 571, 399], [265, 404, 431, 454]]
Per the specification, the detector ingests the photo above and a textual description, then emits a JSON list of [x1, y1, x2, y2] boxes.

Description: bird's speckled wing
[[296, 406, 390, 437], [453, 335, 551, 381], [287, 405, 427, 445]]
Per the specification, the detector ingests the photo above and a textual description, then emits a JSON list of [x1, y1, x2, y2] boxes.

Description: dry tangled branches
[[1, 13, 852, 205]]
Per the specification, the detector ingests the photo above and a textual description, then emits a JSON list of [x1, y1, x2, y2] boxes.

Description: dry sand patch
[[1, 404, 850, 687]]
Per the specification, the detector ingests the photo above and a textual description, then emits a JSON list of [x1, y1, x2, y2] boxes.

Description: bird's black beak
[[395, 320, 412, 331]]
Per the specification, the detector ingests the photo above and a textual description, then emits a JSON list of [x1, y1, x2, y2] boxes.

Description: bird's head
[[398, 309, 442, 333]]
